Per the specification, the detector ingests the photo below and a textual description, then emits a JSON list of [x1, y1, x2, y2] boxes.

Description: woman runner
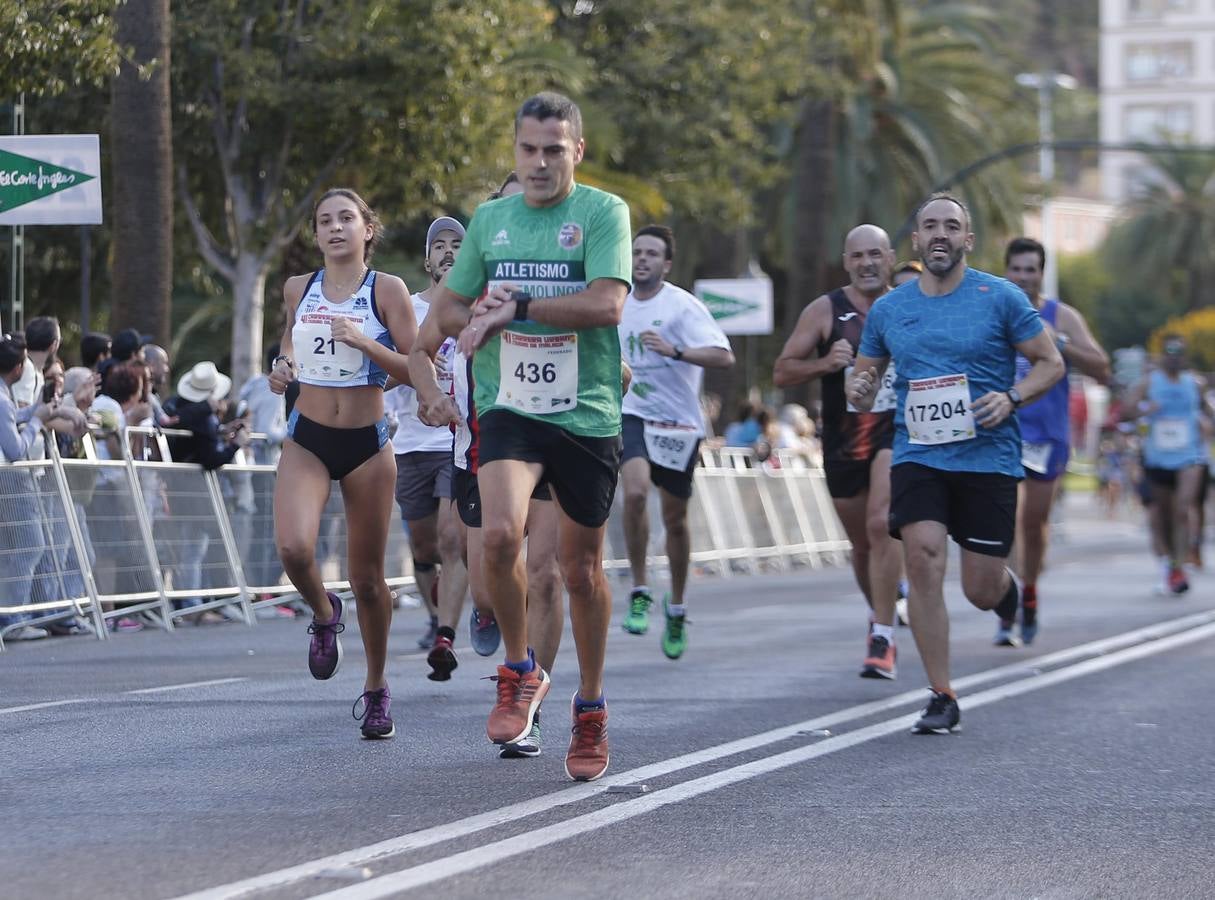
[[269, 188, 418, 738]]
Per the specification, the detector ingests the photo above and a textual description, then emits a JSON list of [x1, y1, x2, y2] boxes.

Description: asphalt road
[[3, 494, 1212, 900]]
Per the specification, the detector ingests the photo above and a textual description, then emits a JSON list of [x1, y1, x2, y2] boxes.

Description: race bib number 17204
[[905, 373, 976, 445]]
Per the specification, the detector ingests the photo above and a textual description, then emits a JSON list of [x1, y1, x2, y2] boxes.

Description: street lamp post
[[1016, 72, 1077, 301]]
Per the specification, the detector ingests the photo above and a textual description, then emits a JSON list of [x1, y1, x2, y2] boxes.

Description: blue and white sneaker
[[469, 608, 501, 657]]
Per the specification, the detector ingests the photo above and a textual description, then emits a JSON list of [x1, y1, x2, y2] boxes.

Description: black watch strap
[[512, 293, 532, 321], [1006, 387, 1022, 407]]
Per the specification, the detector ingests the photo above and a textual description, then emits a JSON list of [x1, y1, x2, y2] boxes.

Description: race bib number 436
[[496, 330, 579, 415], [905, 373, 976, 445]]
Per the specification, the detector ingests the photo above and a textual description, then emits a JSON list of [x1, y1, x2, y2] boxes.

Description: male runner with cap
[[618, 225, 734, 659], [384, 216, 472, 671], [848, 194, 1064, 734], [1003, 237, 1110, 644], [416, 93, 631, 781], [775, 224, 902, 678]]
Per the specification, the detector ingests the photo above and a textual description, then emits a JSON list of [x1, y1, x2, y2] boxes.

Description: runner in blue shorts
[[1004, 237, 1110, 646], [847, 194, 1064, 735]]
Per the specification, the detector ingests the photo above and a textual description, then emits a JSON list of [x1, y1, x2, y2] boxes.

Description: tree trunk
[[110, 0, 173, 346], [784, 97, 836, 411], [229, 253, 268, 394]]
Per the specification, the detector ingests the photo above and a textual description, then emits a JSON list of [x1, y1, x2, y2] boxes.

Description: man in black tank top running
[[775, 224, 901, 679]]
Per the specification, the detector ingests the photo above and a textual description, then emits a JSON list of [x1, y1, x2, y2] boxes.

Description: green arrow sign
[[0, 148, 94, 214], [699, 290, 760, 321]]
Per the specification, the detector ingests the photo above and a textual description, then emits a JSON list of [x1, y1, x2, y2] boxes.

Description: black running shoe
[[911, 690, 960, 735]]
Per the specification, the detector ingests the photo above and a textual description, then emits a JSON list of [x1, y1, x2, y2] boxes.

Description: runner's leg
[[274, 441, 335, 620], [478, 458, 543, 663], [525, 497, 563, 673], [900, 520, 951, 693], [339, 446, 396, 691]]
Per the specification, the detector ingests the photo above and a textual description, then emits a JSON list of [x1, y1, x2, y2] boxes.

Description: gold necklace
[[324, 265, 367, 298]]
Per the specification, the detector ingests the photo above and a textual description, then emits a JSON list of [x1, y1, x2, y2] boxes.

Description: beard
[[632, 270, 662, 292], [922, 243, 965, 277]]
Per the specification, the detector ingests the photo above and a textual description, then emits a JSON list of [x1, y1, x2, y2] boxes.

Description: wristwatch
[[1056, 333, 1070, 353], [511, 291, 532, 321], [1006, 387, 1023, 408], [672, 345, 684, 361], [272, 355, 294, 370]]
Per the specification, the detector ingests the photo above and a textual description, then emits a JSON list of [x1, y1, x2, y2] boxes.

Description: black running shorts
[[477, 410, 621, 528], [888, 462, 1018, 557], [620, 414, 700, 501]]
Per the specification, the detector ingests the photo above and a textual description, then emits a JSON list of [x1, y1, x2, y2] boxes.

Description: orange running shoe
[[565, 698, 610, 782], [859, 634, 897, 680], [486, 662, 549, 745], [1168, 566, 1190, 595]]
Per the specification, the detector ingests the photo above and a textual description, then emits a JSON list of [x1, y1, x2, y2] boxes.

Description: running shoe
[[860, 634, 897, 679], [660, 596, 687, 660], [427, 635, 458, 681], [486, 660, 550, 745], [499, 710, 542, 759], [1168, 566, 1191, 595], [565, 698, 609, 782], [416, 614, 439, 650], [993, 621, 1022, 648], [307, 592, 345, 680], [352, 685, 395, 739], [469, 608, 501, 657], [911, 690, 960, 735], [622, 588, 652, 635]]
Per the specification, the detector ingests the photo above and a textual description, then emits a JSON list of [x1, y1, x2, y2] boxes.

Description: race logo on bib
[[558, 222, 583, 250]]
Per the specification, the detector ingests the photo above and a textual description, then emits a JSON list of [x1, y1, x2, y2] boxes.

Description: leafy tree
[[1103, 147, 1215, 317], [1150, 308, 1215, 371], [172, 0, 554, 389], [0, 0, 128, 96]]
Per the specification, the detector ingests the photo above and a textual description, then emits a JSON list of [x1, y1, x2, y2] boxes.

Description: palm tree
[[109, 0, 173, 346], [783, 2, 1025, 328], [1103, 146, 1215, 315]]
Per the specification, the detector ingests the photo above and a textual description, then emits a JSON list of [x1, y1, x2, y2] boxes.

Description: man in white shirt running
[[618, 225, 734, 658], [384, 216, 473, 675]]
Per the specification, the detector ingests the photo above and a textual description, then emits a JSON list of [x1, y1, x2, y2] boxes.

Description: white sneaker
[[7, 625, 49, 641], [895, 597, 910, 627]]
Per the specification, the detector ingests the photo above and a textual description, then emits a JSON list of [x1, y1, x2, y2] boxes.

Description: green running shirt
[[445, 183, 632, 437]]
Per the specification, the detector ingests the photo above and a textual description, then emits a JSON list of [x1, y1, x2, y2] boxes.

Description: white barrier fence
[[0, 429, 849, 651]]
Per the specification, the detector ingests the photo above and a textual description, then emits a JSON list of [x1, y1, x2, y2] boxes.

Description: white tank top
[[386, 293, 456, 454], [291, 269, 392, 388]]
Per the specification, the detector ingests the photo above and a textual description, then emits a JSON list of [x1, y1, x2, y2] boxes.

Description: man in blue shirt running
[[847, 194, 1064, 735], [1004, 237, 1110, 646]]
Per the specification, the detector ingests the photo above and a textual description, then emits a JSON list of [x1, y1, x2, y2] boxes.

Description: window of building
[[1125, 42, 1193, 81], [1124, 103, 1194, 141], [1126, 0, 1194, 19]]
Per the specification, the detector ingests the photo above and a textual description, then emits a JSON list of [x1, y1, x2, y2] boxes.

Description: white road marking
[[312, 620, 1215, 899], [0, 699, 88, 716], [125, 677, 248, 695], [175, 608, 1215, 900]]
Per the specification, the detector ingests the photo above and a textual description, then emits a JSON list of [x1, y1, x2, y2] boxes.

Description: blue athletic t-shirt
[[1015, 299, 1070, 447], [858, 267, 1044, 477]]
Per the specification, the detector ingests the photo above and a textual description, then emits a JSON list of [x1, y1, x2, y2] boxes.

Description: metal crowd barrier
[[0, 430, 848, 652]]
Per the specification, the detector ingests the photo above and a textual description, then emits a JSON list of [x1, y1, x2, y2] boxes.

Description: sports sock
[[667, 602, 686, 617], [436, 625, 456, 643], [871, 623, 895, 643], [504, 649, 535, 675], [995, 569, 1019, 623], [631, 585, 650, 597], [574, 693, 605, 713], [1021, 584, 1038, 626]]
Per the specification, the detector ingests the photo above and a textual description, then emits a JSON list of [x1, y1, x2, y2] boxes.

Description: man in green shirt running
[[416, 92, 631, 782]]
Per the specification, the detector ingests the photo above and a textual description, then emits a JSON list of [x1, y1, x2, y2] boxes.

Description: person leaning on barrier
[[164, 362, 249, 468], [0, 334, 68, 640]]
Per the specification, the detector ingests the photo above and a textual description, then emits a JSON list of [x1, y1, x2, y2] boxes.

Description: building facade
[[1100, 0, 1215, 201]]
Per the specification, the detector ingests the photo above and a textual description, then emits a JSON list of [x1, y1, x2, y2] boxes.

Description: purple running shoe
[[353, 685, 395, 739], [307, 592, 345, 680]]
